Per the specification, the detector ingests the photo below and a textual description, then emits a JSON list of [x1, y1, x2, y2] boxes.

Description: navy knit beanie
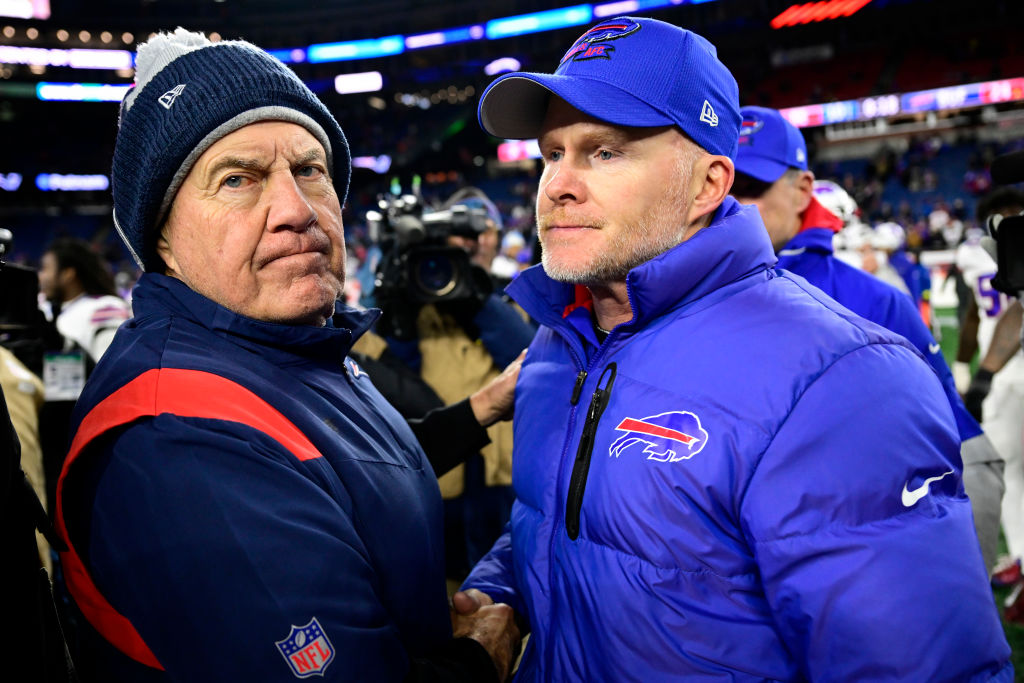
[[112, 28, 350, 271]]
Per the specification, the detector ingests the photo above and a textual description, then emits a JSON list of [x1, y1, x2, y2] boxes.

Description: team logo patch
[[348, 359, 366, 378], [738, 114, 764, 145], [559, 17, 641, 65], [609, 411, 709, 462], [276, 617, 335, 678]]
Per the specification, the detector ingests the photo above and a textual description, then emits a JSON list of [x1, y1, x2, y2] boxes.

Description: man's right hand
[[451, 589, 520, 681]]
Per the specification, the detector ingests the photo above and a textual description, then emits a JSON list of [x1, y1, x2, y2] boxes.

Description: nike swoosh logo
[[928, 343, 941, 354], [901, 470, 954, 507]]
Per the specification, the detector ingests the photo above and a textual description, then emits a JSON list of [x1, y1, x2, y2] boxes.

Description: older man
[[55, 29, 518, 682], [730, 105, 1005, 574], [455, 16, 1010, 682]]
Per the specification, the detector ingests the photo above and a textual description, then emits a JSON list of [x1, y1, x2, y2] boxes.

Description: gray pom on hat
[[112, 28, 350, 271]]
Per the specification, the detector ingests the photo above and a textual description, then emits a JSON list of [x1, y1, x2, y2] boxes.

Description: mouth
[[259, 235, 332, 268]]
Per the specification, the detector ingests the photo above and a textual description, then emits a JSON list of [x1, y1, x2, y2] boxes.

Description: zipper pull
[[570, 370, 587, 405]]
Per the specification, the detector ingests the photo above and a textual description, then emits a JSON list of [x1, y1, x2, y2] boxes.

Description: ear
[[155, 231, 180, 276], [793, 170, 815, 214], [684, 154, 735, 232]]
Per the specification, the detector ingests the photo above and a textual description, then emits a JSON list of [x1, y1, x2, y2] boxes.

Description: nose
[[266, 173, 317, 232], [541, 158, 585, 206]]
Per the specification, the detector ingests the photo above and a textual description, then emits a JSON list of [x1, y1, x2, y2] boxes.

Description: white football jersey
[[956, 239, 1015, 359]]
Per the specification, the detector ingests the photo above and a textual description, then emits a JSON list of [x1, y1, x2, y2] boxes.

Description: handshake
[[451, 589, 524, 682]]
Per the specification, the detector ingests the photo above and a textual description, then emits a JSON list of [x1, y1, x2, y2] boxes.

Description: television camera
[[367, 193, 494, 340]]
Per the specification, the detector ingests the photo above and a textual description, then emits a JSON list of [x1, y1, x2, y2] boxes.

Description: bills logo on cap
[[276, 617, 335, 678], [559, 17, 641, 65], [609, 410, 709, 462], [738, 114, 765, 146]]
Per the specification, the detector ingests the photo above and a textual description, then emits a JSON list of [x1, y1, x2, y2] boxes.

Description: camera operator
[[354, 187, 536, 581]]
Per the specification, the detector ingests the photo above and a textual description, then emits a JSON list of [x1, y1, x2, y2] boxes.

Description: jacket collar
[[131, 273, 379, 362], [508, 197, 776, 332], [778, 227, 836, 259]]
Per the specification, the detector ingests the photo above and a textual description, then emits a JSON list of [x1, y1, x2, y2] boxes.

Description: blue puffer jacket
[[777, 222, 982, 442], [464, 198, 1010, 682], [56, 274, 456, 682]]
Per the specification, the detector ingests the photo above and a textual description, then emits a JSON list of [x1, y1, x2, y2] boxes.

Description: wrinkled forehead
[[194, 121, 328, 170]]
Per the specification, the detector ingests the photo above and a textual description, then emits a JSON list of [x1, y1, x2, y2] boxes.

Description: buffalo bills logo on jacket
[[559, 17, 641, 65], [738, 114, 765, 146], [275, 617, 335, 678], [609, 411, 709, 462]]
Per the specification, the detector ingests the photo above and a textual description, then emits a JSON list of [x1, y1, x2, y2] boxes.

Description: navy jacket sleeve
[[71, 414, 497, 683], [740, 343, 1010, 681], [472, 295, 536, 369]]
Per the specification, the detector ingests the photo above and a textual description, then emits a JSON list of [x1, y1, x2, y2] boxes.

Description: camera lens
[[413, 252, 457, 296]]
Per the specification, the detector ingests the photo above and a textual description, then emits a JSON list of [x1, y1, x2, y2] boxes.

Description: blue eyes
[[598, 150, 614, 161], [223, 175, 245, 188]]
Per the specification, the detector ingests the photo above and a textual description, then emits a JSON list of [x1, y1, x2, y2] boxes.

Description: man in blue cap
[[454, 16, 1010, 681], [731, 105, 1005, 576]]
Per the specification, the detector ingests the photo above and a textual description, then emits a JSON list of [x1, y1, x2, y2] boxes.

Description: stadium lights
[[35, 173, 110, 191], [0, 0, 50, 20], [0, 172, 22, 191], [498, 139, 542, 163], [0, 46, 133, 70], [36, 82, 131, 101], [771, 0, 873, 29], [308, 36, 404, 63], [485, 57, 521, 76], [780, 76, 1024, 128], [352, 155, 393, 174], [405, 25, 485, 50], [334, 70, 383, 94], [486, 5, 592, 40]]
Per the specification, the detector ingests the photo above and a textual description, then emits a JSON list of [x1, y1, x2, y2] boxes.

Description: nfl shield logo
[[276, 617, 335, 678]]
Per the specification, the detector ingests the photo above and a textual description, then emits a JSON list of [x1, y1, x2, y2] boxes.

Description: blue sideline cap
[[477, 16, 741, 159], [734, 106, 808, 183]]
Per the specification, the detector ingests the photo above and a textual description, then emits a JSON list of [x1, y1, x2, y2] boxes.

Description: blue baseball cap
[[477, 16, 741, 159], [734, 106, 807, 183]]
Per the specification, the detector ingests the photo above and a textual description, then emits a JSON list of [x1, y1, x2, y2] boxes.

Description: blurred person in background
[[37, 238, 131, 366], [956, 187, 1024, 604], [819, 180, 914, 296], [36, 239, 132, 539], [55, 28, 520, 682], [0, 345, 49, 573], [731, 105, 1005, 572]]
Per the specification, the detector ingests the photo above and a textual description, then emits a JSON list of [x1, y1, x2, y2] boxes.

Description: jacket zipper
[[565, 362, 616, 540]]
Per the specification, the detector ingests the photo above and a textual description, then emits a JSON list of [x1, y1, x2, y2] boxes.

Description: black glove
[[964, 368, 994, 423]]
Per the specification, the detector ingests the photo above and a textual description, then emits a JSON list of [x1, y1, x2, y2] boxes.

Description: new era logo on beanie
[[735, 105, 808, 183], [111, 28, 350, 271], [477, 16, 741, 159], [158, 84, 186, 109]]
